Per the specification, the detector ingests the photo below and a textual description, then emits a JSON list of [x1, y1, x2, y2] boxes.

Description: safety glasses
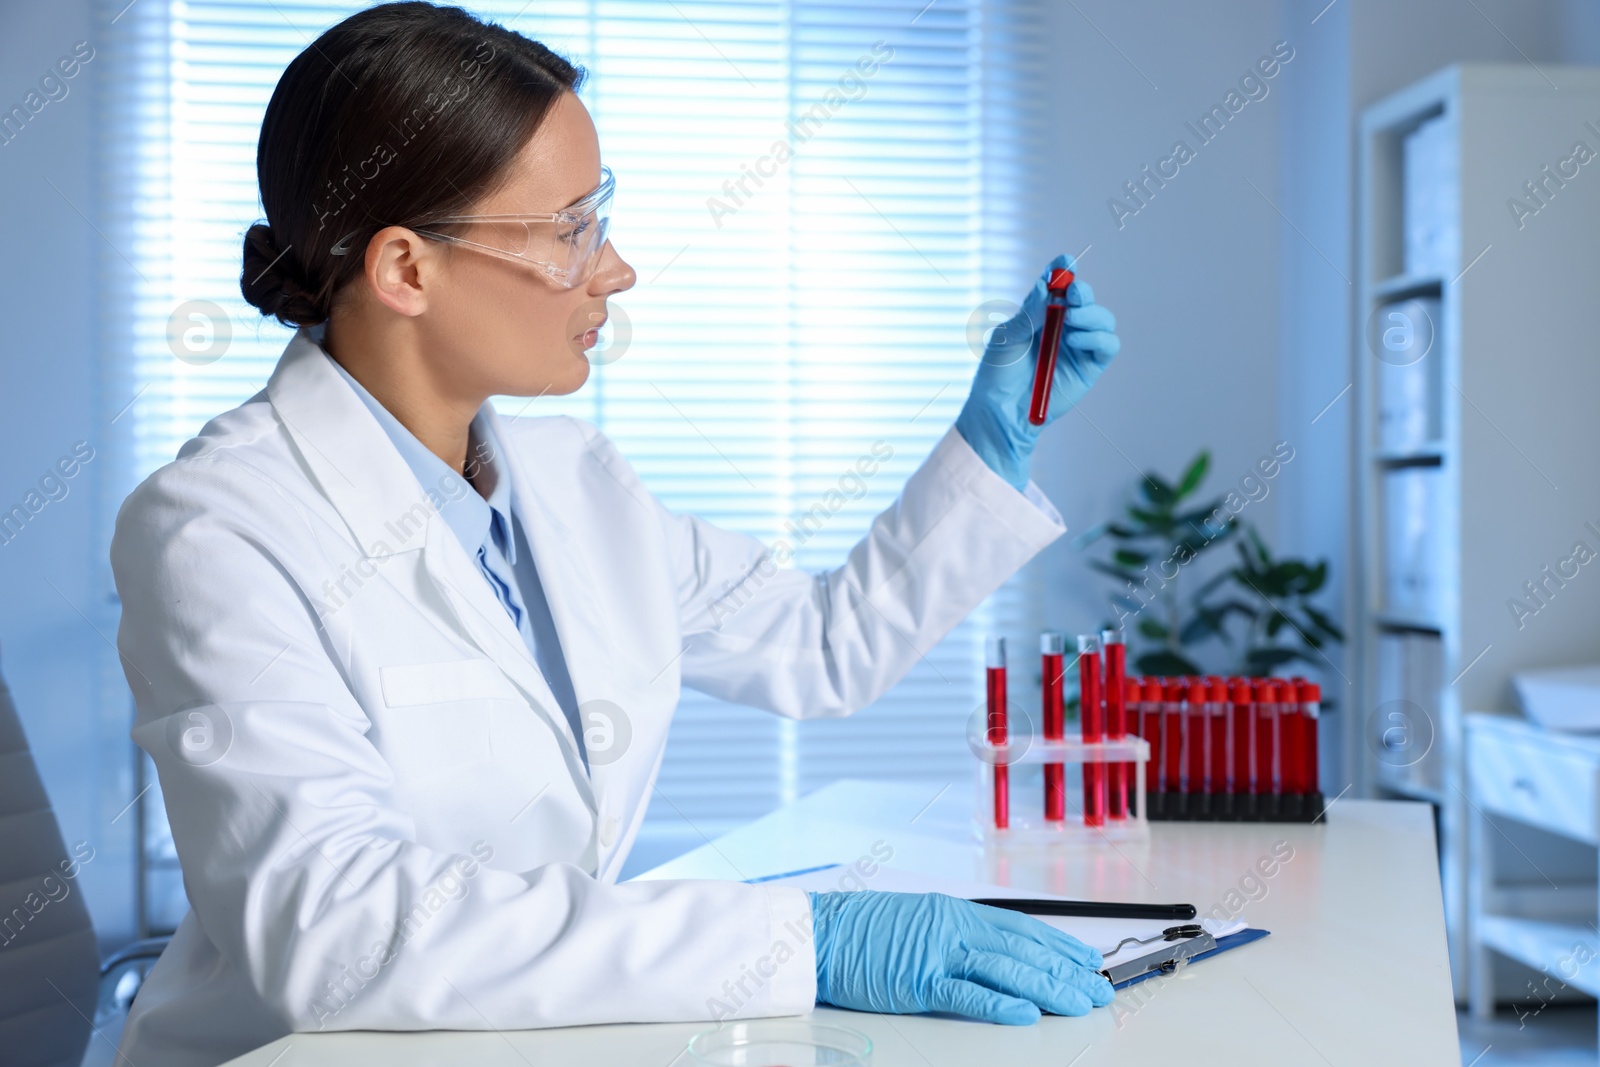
[[329, 166, 614, 289]]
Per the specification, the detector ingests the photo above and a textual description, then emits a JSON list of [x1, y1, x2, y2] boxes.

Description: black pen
[[970, 897, 1198, 921]]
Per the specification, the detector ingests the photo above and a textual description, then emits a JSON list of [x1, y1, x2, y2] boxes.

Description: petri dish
[[686, 1020, 872, 1066]]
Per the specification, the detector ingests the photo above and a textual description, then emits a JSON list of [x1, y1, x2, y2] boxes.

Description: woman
[[111, 4, 1123, 1065]]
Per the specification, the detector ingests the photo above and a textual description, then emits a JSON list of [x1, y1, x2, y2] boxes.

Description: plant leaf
[[1245, 646, 1301, 672], [1138, 618, 1169, 640], [1089, 560, 1144, 585], [1304, 605, 1344, 641], [1140, 474, 1176, 506], [1138, 649, 1204, 677], [1176, 450, 1210, 498]]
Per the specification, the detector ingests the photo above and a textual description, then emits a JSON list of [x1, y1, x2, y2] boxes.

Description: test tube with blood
[[1027, 268, 1076, 426], [1078, 635, 1106, 827], [1206, 677, 1229, 796], [1126, 677, 1147, 812], [1245, 678, 1263, 794], [1101, 630, 1128, 820], [1228, 677, 1252, 795], [1183, 678, 1207, 795], [1255, 679, 1282, 796], [1281, 676, 1307, 796], [1298, 679, 1322, 796], [1041, 633, 1066, 822], [1137, 678, 1164, 792], [1162, 677, 1183, 797], [986, 637, 1009, 829]]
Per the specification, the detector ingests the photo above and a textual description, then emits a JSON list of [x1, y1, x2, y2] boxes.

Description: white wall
[[0, 0, 137, 949], [1024, 0, 1290, 660]]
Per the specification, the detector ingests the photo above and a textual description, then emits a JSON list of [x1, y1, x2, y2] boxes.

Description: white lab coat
[[111, 327, 1066, 1067]]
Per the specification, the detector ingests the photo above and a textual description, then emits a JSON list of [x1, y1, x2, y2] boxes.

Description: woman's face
[[411, 91, 636, 400]]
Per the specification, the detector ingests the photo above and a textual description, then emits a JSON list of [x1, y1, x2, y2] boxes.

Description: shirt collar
[[316, 330, 516, 563]]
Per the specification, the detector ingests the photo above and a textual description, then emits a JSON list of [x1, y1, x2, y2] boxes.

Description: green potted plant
[[1074, 450, 1343, 680]]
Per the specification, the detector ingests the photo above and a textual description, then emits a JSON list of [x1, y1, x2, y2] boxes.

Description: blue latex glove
[[809, 890, 1113, 1025], [954, 253, 1121, 490]]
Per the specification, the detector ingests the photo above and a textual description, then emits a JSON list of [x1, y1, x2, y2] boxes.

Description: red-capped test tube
[[1102, 629, 1128, 820], [1183, 678, 1207, 794], [1041, 632, 1066, 822], [1125, 677, 1145, 808], [1145, 684, 1171, 793], [1136, 678, 1164, 792], [1228, 677, 1252, 794], [1206, 677, 1228, 795], [1162, 677, 1183, 795], [1255, 679, 1282, 795], [1298, 679, 1322, 795], [986, 637, 1009, 829], [1026, 268, 1075, 426], [1281, 676, 1307, 795], [1078, 635, 1106, 827]]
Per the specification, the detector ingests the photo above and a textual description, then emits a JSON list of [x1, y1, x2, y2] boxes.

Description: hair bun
[[241, 222, 327, 327]]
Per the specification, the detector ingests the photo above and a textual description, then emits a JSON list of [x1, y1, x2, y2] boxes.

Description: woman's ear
[[362, 225, 437, 317]]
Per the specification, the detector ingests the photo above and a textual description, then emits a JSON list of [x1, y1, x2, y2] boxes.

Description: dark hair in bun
[[240, 1, 584, 328]]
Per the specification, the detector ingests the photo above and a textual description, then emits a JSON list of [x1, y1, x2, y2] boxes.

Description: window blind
[[97, 0, 1044, 918]]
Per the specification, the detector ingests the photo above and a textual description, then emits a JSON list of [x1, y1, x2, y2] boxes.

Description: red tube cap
[[1047, 267, 1074, 291]]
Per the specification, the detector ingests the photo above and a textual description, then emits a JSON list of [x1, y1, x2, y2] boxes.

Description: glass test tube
[[1183, 678, 1206, 793], [1206, 678, 1228, 794], [1246, 678, 1264, 795], [1102, 630, 1128, 820], [1300, 680, 1322, 794], [1161, 677, 1183, 794], [1281, 675, 1307, 795], [1041, 632, 1066, 822], [1228, 677, 1252, 794], [1078, 635, 1105, 827], [1125, 676, 1144, 814], [1255, 679, 1283, 795], [986, 637, 1008, 828], [1137, 678, 1164, 792]]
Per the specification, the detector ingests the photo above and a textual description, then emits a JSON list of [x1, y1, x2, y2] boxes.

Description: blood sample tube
[[1299, 679, 1322, 795], [1206, 677, 1228, 796], [1228, 676, 1252, 795], [1078, 635, 1105, 827], [1183, 678, 1207, 794], [1101, 629, 1128, 820], [1125, 676, 1144, 813], [1041, 632, 1066, 822], [1026, 268, 1075, 426], [1137, 678, 1164, 792], [1281, 676, 1307, 796], [1249, 678, 1271, 795], [1259, 679, 1284, 796], [986, 637, 1008, 829], [1161, 677, 1183, 798]]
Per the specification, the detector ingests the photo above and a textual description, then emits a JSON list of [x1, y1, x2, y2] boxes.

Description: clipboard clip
[[1098, 929, 1217, 985], [1103, 924, 1205, 958]]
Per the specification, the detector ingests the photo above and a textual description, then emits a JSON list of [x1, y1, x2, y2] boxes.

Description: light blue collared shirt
[[319, 341, 586, 768]]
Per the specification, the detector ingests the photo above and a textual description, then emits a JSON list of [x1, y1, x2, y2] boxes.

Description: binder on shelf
[[1403, 115, 1459, 277], [1375, 296, 1441, 455], [1382, 465, 1444, 618]]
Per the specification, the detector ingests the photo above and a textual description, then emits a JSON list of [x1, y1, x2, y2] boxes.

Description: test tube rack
[[1126, 674, 1327, 824], [971, 735, 1152, 845]]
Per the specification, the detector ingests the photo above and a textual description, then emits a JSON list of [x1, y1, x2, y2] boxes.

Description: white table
[[222, 780, 1459, 1066]]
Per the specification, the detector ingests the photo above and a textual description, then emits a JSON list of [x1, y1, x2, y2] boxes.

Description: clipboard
[[1104, 927, 1272, 989], [737, 863, 1270, 989]]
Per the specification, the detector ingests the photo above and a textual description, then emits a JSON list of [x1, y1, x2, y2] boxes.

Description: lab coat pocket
[[377, 659, 510, 785]]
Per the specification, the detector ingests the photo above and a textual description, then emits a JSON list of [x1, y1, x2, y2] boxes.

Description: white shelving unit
[[1354, 64, 1600, 1002]]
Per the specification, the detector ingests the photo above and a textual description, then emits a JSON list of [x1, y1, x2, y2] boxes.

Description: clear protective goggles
[[330, 166, 614, 289]]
